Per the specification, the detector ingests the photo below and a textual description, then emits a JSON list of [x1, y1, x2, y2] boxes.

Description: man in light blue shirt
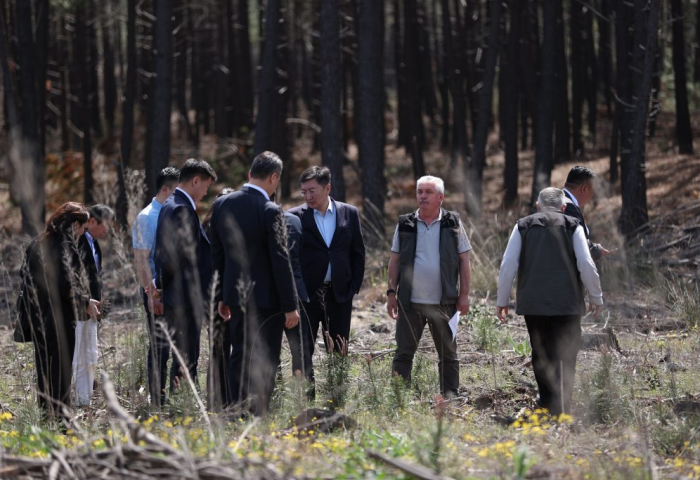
[[132, 166, 179, 408]]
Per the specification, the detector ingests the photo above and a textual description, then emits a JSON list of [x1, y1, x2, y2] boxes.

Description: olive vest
[[515, 211, 586, 316], [397, 210, 461, 306]]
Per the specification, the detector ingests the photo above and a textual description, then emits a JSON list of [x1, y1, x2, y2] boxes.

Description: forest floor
[[0, 119, 700, 478]]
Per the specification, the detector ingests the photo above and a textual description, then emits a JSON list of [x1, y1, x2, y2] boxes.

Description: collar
[[313, 199, 334, 216], [176, 187, 197, 210], [563, 188, 580, 208], [243, 183, 270, 201], [85, 231, 95, 245], [415, 208, 442, 226], [151, 197, 163, 208]]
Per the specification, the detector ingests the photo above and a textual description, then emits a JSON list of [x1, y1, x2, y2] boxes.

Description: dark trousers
[[143, 290, 170, 407], [228, 306, 285, 416], [524, 314, 582, 415], [298, 284, 353, 383], [165, 305, 202, 392], [283, 322, 306, 376], [392, 303, 459, 396], [33, 320, 75, 419], [207, 316, 232, 411]]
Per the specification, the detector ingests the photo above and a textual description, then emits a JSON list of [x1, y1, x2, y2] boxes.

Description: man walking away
[[496, 187, 603, 415]]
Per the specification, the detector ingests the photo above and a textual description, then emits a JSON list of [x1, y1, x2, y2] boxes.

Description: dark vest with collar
[[397, 209, 461, 306], [515, 211, 585, 316]]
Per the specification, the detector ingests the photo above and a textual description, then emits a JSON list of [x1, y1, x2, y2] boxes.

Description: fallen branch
[[366, 449, 456, 480]]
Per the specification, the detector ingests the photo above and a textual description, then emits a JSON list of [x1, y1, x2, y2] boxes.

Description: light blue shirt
[[313, 200, 336, 282], [84, 231, 99, 269], [132, 198, 163, 278]]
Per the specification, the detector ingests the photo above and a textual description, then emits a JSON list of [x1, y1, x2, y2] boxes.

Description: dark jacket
[[25, 234, 89, 346], [396, 209, 461, 306], [515, 211, 586, 316], [78, 233, 102, 300], [284, 212, 310, 303], [563, 190, 603, 261], [210, 185, 297, 313], [154, 189, 213, 310], [288, 199, 366, 304]]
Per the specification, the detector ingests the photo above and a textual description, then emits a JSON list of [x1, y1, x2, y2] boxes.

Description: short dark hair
[[156, 167, 180, 191], [179, 158, 217, 183], [250, 151, 283, 179], [89, 204, 114, 223], [565, 166, 595, 187], [299, 165, 331, 186]]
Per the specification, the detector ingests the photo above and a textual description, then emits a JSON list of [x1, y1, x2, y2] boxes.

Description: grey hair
[[416, 175, 445, 194], [537, 187, 565, 210]]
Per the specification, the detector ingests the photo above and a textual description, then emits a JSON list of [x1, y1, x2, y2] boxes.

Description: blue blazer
[[288, 199, 365, 304], [210, 186, 297, 313], [154, 189, 213, 309]]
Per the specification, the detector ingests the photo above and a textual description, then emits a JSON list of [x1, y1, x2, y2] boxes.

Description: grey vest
[[515, 211, 585, 316], [397, 210, 461, 306]]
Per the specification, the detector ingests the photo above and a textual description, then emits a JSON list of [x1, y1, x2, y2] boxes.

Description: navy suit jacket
[[78, 234, 102, 300], [210, 186, 297, 313], [288, 199, 365, 304], [154, 189, 213, 309], [284, 212, 310, 303], [563, 190, 603, 261]]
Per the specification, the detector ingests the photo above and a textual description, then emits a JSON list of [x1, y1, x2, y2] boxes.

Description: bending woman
[[23, 202, 100, 419]]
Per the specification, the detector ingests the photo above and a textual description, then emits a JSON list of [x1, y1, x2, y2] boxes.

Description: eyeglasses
[[300, 188, 320, 197]]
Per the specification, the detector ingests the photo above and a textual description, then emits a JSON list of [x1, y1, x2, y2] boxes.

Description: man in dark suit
[[563, 166, 610, 261], [282, 211, 310, 378], [154, 159, 217, 393], [288, 166, 366, 387], [74, 204, 114, 406], [210, 151, 299, 415]]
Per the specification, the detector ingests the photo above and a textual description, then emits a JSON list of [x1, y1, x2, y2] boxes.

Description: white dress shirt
[[176, 187, 196, 210], [243, 183, 270, 201], [313, 200, 336, 282]]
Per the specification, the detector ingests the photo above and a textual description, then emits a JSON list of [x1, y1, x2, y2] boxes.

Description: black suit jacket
[[154, 189, 213, 309], [288, 199, 366, 304], [210, 185, 297, 313], [284, 212, 310, 303], [563, 190, 603, 261], [78, 234, 102, 300]]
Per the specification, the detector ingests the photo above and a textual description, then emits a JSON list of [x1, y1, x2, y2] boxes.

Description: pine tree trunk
[[434, 0, 450, 150], [358, 0, 386, 238], [102, 4, 117, 136], [619, 0, 659, 235], [503, 0, 521, 207], [570, 0, 584, 155], [553, 0, 570, 162], [75, 4, 93, 204], [531, 0, 556, 206], [174, 0, 192, 140], [237, 0, 254, 129], [319, 0, 346, 200], [117, 0, 136, 224], [88, 1, 102, 139], [254, 0, 281, 156], [468, 0, 500, 216], [584, 8, 597, 143], [15, 0, 45, 234], [146, 0, 173, 198], [215, 2, 230, 139], [670, 0, 694, 154], [598, 0, 613, 115]]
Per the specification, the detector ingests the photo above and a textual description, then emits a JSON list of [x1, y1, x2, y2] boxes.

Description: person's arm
[[496, 225, 521, 323], [350, 207, 366, 294], [267, 206, 299, 328], [387, 252, 400, 319], [457, 252, 470, 315], [572, 225, 603, 315]]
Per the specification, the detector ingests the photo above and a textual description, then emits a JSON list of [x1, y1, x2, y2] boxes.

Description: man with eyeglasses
[[288, 166, 366, 396]]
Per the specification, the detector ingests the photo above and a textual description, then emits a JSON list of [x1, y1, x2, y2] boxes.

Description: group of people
[[20, 149, 605, 420]]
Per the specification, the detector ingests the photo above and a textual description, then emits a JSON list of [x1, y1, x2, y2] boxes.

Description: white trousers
[[73, 319, 98, 406]]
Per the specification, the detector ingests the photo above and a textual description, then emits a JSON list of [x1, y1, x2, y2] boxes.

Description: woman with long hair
[[23, 202, 100, 419]]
